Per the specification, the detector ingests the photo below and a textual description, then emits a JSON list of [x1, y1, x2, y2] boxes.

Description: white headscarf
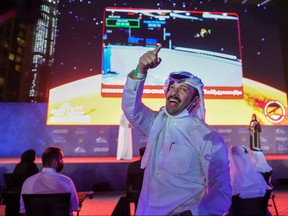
[[163, 71, 206, 121], [249, 148, 273, 173], [229, 145, 268, 198]]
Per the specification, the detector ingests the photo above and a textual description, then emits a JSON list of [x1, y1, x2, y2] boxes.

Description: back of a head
[[42, 147, 61, 167], [229, 145, 268, 198], [249, 148, 273, 173], [229, 145, 251, 173], [21, 149, 36, 163]]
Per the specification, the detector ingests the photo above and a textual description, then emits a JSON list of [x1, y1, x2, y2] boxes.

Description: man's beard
[[56, 162, 64, 172]]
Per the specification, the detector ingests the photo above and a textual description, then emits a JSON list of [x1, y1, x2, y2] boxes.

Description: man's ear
[[51, 159, 58, 169], [191, 96, 200, 107]]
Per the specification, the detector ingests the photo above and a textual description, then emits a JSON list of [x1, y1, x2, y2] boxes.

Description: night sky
[[51, 0, 286, 92]]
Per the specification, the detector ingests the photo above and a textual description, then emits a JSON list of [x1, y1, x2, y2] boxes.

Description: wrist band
[[134, 69, 146, 79]]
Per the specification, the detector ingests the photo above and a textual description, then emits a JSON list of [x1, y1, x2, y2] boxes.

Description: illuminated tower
[[0, 18, 28, 101], [22, 0, 59, 102]]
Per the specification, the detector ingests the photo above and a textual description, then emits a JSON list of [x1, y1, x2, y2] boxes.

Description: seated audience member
[[20, 146, 79, 215], [10, 149, 39, 191], [228, 145, 269, 216], [112, 146, 146, 216], [3, 149, 39, 216], [249, 147, 273, 216], [249, 147, 273, 185], [126, 146, 146, 210]]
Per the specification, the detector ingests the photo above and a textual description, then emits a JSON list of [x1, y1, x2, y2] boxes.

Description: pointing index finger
[[152, 43, 162, 55]]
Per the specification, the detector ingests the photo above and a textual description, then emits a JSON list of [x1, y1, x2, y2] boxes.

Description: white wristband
[[134, 69, 146, 79]]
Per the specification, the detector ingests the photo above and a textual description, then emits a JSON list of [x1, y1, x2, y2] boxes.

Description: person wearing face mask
[[248, 114, 262, 150], [122, 43, 231, 216], [19, 146, 79, 215]]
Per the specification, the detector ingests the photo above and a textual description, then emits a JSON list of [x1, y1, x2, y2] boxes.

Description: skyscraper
[[23, 0, 59, 102], [0, 11, 31, 101], [0, 0, 59, 102]]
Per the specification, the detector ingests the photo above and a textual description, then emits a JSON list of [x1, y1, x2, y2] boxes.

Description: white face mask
[[186, 96, 200, 113]]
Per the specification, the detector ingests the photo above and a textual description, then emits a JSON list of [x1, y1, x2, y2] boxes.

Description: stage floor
[[0, 154, 287, 165], [0, 156, 140, 164]]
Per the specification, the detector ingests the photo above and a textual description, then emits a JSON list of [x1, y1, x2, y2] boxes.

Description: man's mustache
[[168, 96, 181, 103]]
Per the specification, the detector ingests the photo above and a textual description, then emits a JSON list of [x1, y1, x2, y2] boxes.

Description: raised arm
[[122, 44, 162, 135], [130, 43, 162, 80]]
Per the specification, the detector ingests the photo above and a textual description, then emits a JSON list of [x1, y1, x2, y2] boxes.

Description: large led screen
[[47, 2, 287, 126], [102, 8, 243, 99]]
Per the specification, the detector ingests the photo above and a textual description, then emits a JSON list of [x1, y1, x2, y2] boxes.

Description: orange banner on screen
[[101, 84, 243, 99]]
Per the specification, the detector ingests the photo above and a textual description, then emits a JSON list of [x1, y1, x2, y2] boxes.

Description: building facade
[[0, 0, 59, 102]]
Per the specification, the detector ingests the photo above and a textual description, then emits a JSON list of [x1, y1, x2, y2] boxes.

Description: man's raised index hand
[[136, 43, 162, 74], [151, 43, 162, 67], [153, 43, 162, 56]]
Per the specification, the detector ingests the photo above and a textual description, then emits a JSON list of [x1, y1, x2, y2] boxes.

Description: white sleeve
[[121, 75, 156, 136], [70, 180, 79, 212], [195, 132, 232, 215]]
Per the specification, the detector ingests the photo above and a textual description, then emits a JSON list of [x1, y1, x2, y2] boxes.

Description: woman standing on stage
[[248, 114, 262, 150]]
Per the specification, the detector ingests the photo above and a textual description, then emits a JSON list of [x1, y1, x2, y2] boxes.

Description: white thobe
[[229, 146, 269, 198], [116, 113, 133, 160], [122, 76, 232, 215], [20, 168, 79, 215]]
